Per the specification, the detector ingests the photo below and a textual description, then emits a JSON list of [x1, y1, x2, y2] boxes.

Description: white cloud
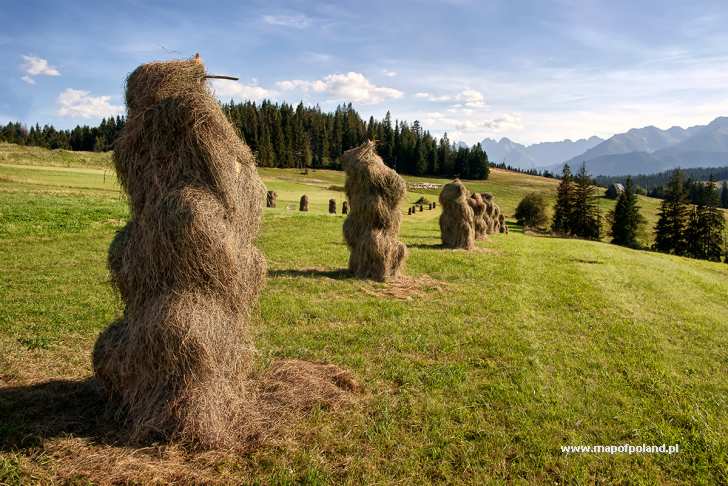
[[262, 14, 312, 29], [56, 89, 124, 118], [415, 92, 453, 102], [459, 89, 485, 108], [383, 69, 398, 77], [20, 55, 60, 84], [276, 72, 402, 104], [414, 89, 484, 106], [210, 79, 274, 101]]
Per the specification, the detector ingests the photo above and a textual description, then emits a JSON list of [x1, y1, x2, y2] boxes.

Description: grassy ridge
[[1, 147, 727, 483]]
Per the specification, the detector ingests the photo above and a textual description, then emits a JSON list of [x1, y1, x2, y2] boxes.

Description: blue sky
[[3, 0, 728, 144]]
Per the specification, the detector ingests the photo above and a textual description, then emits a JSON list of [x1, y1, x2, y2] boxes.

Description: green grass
[[1, 146, 727, 484]]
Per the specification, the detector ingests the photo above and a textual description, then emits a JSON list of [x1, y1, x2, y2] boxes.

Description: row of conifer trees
[[551, 164, 726, 262]]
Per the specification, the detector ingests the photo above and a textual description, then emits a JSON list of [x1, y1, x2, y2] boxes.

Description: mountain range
[[480, 136, 603, 170], [480, 116, 728, 177]]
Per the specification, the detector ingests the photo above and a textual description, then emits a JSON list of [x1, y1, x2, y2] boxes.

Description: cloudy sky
[[3, 0, 728, 144]]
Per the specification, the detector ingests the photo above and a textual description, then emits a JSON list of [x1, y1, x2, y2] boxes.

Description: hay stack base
[[342, 141, 407, 281], [93, 56, 355, 450], [439, 179, 475, 249]]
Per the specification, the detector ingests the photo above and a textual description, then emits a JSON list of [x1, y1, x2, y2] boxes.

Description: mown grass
[[1, 148, 727, 484]]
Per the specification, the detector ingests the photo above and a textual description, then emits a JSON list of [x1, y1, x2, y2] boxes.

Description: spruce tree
[[608, 176, 644, 248], [686, 177, 725, 261], [552, 164, 575, 234], [653, 169, 690, 255], [571, 164, 601, 239], [721, 181, 728, 209]]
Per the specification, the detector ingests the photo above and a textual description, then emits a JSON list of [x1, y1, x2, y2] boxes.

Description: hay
[[492, 203, 502, 233], [342, 201, 349, 214], [266, 191, 277, 208], [328, 198, 337, 214], [438, 179, 475, 249], [94, 56, 354, 450], [468, 193, 487, 240], [341, 141, 407, 281], [407, 207, 412, 215], [498, 213, 509, 234], [299, 195, 309, 211]]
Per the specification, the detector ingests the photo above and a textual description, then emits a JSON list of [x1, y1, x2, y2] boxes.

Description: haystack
[[342, 201, 349, 214], [342, 141, 407, 281], [492, 203, 502, 233], [266, 190, 277, 208], [499, 213, 508, 233], [328, 199, 337, 214], [299, 195, 309, 211], [439, 179, 475, 249], [468, 193, 487, 239], [94, 55, 354, 449]]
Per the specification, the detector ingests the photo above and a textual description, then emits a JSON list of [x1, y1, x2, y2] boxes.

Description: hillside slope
[[1, 146, 727, 483]]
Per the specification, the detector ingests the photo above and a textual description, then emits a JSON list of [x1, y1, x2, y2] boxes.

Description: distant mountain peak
[[559, 116, 728, 176]]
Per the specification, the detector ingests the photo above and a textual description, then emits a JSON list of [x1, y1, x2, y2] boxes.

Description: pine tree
[[571, 164, 601, 239], [686, 177, 725, 261], [552, 164, 575, 234], [653, 169, 690, 255], [608, 176, 645, 248]]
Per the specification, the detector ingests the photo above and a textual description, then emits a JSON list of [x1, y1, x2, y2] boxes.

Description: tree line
[[545, 164, 726, 262], [595, 166, 728, 209], [0, 118, 124, 152], [0, 100, 491, 180], [222, 100, 489, 179]]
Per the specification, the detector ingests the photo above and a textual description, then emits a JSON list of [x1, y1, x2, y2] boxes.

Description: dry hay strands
[[266, 190, 277, 208], [342, 200, 349, 214], [341, 140, 408, 281], [499, 213, 509, 234], [358, 274, 448, 301], [491, 203, 502, 233], [95, 55, 356, 451], [299, 195, 309, 212], [468, 193, 487, 240], [328, 198, 337, 214], [439, 179, 475, 250]]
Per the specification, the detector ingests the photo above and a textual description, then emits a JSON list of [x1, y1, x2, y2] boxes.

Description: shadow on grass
[[268, 268, 353, 280], [0, 378, 121, 451], [407, 242, 444, 249]]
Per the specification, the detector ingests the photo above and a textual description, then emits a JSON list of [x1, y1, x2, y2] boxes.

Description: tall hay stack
[[94, 56, 355, 449], [342, 141, 407, 281], [439, 179, 475, 249], [468, 193, 487, 240], [93, 56, 267, 448], [266, 190, 277, 208], [492, 203, 502, 233], [328, 198, 337, 214], [481, 193, 496, 234], [499, 213, 509, 233], [299, 195, 309, 211], [342, 201, 349, 214]]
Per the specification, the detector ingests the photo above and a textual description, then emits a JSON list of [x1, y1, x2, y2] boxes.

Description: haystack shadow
[[0, 378, 122, 451], [268, 268, 353, 280]]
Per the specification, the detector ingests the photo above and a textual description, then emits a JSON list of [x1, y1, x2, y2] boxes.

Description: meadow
[[1, 145, 727, 484]]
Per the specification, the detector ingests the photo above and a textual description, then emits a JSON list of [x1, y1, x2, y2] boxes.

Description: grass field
[[1, 146, 727, 484]]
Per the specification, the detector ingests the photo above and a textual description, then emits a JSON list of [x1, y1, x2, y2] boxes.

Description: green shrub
[[515, 192, 549, 229]]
